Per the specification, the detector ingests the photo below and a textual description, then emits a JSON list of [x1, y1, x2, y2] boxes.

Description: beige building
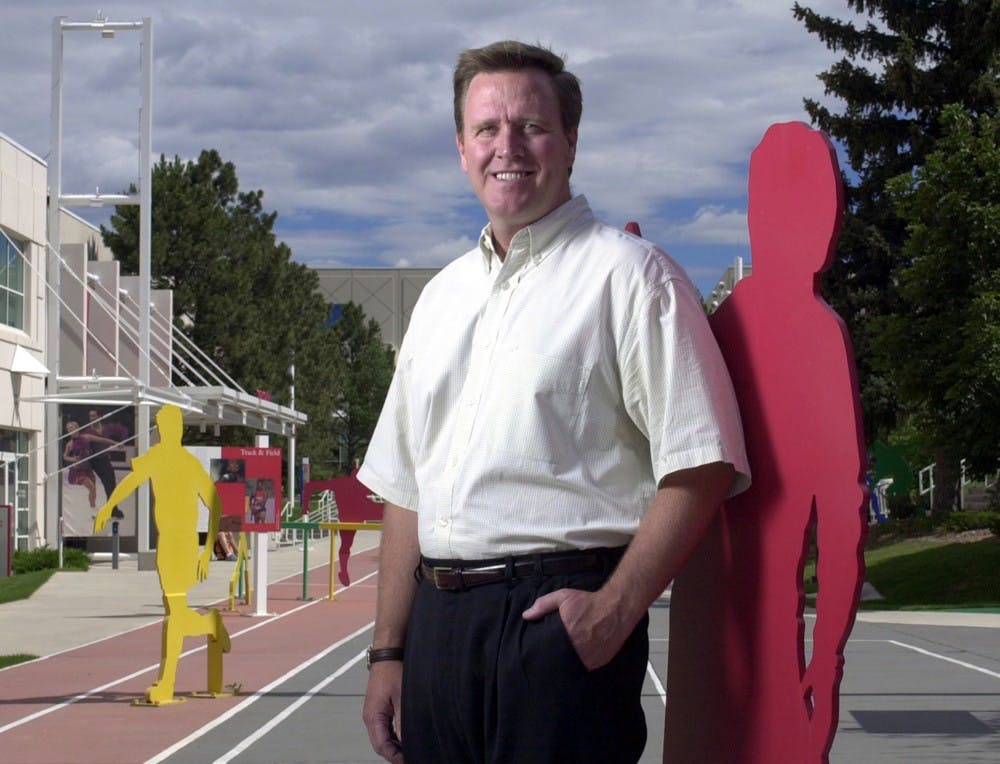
[[705, 256, 750, 314], [2, 130, 306, 556], [314, 260, 747, 345], [1, 136, 73, 550], [314, 268, 438, 353], [1, 133, 124, 552], [1, 134, 48, 553]]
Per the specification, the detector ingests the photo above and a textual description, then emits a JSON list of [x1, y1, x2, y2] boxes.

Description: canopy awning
[[10, 344, 50, 376], [22, 376, 306, 437]]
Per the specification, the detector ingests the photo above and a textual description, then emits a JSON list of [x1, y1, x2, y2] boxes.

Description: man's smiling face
[[456, 68, 577, 254]]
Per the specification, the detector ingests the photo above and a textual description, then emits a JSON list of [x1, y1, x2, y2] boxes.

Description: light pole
[[47, 15, 153, 563], [289, 363, 296, 514]]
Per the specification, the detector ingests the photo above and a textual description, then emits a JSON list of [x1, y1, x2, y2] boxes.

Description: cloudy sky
[[0, 0, 858, 296]]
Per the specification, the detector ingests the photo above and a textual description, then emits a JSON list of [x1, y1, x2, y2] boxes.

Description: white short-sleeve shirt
[[358, 196, 749, 560]]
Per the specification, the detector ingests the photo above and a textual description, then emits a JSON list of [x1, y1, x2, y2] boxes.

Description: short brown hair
[[453, 41, 582, 135]]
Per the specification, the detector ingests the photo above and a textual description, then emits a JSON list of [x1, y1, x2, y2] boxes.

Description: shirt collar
[[477, 195, 593, 275], [478, 233, 504, 276]]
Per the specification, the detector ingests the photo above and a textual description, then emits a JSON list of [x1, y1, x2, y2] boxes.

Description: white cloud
[[0, 0, 853, 293], [673, 205, 749, 246]]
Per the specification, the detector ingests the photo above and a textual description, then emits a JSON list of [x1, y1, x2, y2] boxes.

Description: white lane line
[[0, 661, 165, 735], [0, 567, 379, 736], [889, 640, 1000, 680], [210, 647, 368, 764], [1, 540, 382, 671], [646, 662, 666, 705], [144, 624, 373, 764]]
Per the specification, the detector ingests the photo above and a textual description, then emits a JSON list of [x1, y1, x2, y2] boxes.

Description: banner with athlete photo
[[60, 404, 138, 538], [205, 446, 283, 533]]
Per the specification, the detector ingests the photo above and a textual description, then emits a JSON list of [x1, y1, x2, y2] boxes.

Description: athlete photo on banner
[[60, 404, 138, 538], [208, 447, 283, 533]]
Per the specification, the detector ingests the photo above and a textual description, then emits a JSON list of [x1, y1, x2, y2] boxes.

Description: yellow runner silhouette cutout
[[94, 404, 232, 706]]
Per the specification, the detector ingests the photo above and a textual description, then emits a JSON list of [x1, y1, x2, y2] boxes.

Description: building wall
[[0, 133, 120, 551], [314, 268, 439, 353], [58, 209, 113, 262], [0, 134, 48, 550], [705, 256, 752, 314]]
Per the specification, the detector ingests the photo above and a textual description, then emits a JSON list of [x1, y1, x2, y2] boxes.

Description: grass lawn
[[861, 534, 1000, 610], [0, 569, 55, 605], [804, 531, 1000, 610], [0, 570, 55, 669], [0, 654, 38, 669]]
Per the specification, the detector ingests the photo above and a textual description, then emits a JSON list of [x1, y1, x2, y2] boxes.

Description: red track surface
[[0, 549, 380, 764]]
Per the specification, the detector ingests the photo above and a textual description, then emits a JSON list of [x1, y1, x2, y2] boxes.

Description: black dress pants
[[401, 565, 649, 764]]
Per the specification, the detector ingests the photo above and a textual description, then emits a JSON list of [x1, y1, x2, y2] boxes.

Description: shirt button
[[438, 517, 449, 527]]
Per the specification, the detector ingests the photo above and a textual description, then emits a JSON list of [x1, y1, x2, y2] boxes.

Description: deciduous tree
[[102, 150, 343, 465], [328, 302, 395, 470], [793, 0, 1000, 443], [879, 106, 1000, 510]]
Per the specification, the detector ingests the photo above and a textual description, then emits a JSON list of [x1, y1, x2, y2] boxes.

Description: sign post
[[253, 435, 272, 616]]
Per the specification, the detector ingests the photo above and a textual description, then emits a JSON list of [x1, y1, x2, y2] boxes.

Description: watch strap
[[367, 645, 405, 669]]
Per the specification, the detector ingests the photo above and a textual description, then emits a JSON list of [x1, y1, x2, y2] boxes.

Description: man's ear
[[456, 132, 468, 174], [566, 128, 578, 171]]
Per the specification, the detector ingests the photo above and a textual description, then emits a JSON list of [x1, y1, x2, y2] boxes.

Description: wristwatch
[[366, 645, 405, 670]]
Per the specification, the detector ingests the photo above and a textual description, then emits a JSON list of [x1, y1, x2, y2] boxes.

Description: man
[[359, 40, 749, 763]]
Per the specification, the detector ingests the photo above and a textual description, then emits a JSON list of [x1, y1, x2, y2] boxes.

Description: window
[[326, 303, 345, 328], [0, 229, 26, 330], [0, 428, 30, 551]]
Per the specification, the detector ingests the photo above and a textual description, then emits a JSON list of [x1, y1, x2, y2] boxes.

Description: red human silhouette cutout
[[663, 122, 868, 763], [303, 467, 384, 585]]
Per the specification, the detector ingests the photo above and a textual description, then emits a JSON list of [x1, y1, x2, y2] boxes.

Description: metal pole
[[47, 18, 65, 566], [137, 19, 153, 552], [289, 364, 296, 515], [47, 15, 153, 558], [301, 533, 310, 600], [254, 433, 271, 616], [111, 519, 119, 569], [237, 556, 244, 600]]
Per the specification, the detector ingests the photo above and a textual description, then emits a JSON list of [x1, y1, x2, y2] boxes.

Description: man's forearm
[[601, 461, 736, 629], [372, 502, 421, 649], [523, 461, 736, 669]]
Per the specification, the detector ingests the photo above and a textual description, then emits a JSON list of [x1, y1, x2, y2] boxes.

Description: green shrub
[[987, 513, 1000, 537], [867, 515, 936, 546], [12, 546, 90, 573], [64, 547, 91, 570], [12, 547, 57, 573], [940, 512, 974, 533], [938, 511, 999, 534]]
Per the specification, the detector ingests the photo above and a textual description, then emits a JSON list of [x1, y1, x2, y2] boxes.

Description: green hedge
[[939, 510, 1000, 534], [989, 514, 1000, 537], [866, 511, 999, 548], [11, 546, 90, 573]]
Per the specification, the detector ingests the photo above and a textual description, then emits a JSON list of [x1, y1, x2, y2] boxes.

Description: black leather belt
[[419, 547, 625, 591]]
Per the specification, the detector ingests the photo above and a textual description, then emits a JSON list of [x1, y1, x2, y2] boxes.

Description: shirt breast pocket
[[489, 351, 591, 465]]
